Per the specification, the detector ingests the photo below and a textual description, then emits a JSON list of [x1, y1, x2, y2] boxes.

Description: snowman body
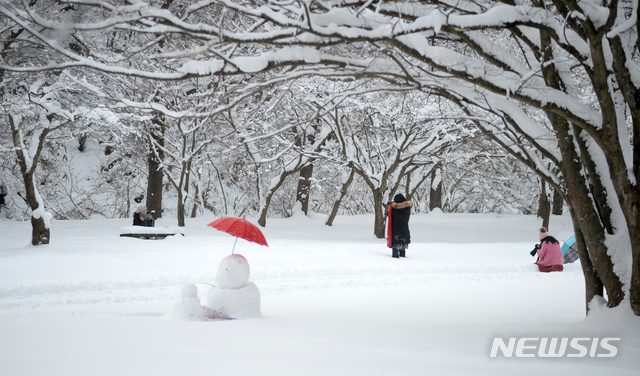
[[168, 283, 204, 321], [206, 254, 261, 319]]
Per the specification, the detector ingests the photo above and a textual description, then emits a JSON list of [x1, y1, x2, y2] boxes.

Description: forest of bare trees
[[0, 1, 638, 315]]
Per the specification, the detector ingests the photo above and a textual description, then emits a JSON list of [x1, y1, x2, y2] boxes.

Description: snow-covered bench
[[119, 225, 185, 240]]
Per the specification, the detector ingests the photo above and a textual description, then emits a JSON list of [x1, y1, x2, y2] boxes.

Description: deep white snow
[[0, 210, 638, 376]]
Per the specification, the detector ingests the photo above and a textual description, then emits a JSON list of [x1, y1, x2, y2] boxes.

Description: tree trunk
[[536, 25, 623, 310], [631, 205, 640, 315], [30, 216, 50, 245], [10, 114, 52, 245], [555, 119, 625, 308], [537, 180, 550, 230], [373, 188, 385, 238], [258, 168, 299, 227], [571, 219, 604, 314], [147, 153, 164, 219], [23, 168, 50, 245], [147, 119, 165, 219], [608, 24, 640, 317], [429, 168, 443, 211], [190, 184, 199, 218], [296, 164, 314, 216], [176, 188, 185, 226], [551, 188, 563, 215], [326, 169, 355, 226]]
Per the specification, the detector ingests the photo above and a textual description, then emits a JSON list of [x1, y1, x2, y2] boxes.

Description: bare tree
[[8, 114, 57, 244], [326, 91, 448, 238]]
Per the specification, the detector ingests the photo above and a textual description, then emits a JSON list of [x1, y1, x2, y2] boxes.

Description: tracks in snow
[[0, 264, 575, 316]]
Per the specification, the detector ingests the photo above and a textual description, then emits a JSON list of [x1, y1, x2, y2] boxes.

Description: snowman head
[[180, 283, 198, 299], [215, 254, 250, 289]]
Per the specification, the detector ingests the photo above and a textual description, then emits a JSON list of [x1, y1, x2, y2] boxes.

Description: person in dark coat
[[133, 205, 154, 227], [386, 194, 412, 258]]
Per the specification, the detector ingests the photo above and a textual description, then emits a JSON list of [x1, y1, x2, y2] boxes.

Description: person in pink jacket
[[533, 227, 564, 272]]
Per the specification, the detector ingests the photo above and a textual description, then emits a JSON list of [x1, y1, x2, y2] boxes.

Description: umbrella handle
[[232, 236, 238, 255]]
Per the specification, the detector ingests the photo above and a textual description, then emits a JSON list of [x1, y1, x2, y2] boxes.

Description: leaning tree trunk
[[554, 117, 625, 308], [571, 220, 604, 314], [326, 169, 355, 226], [258, 167, 301, 227]]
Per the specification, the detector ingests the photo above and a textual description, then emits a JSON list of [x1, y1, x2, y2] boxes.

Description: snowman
[[167, 283, 204, 321], [205, 254, 261, 319]]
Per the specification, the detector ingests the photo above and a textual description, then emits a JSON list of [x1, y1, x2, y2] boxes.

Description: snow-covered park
[[1, 211, 638, 376]]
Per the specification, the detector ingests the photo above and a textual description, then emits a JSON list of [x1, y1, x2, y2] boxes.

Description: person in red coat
[[533, 227, 564, 272]]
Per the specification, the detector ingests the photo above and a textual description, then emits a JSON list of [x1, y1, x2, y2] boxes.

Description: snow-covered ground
[[0, 211, 638, 375]]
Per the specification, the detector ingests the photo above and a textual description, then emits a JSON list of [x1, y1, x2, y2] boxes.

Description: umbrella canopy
[[561, 235, 576, 256], [207, 217, 268, 254]]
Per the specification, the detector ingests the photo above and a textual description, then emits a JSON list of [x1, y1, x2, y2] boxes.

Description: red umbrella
[[207, 217, 268, 254]]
